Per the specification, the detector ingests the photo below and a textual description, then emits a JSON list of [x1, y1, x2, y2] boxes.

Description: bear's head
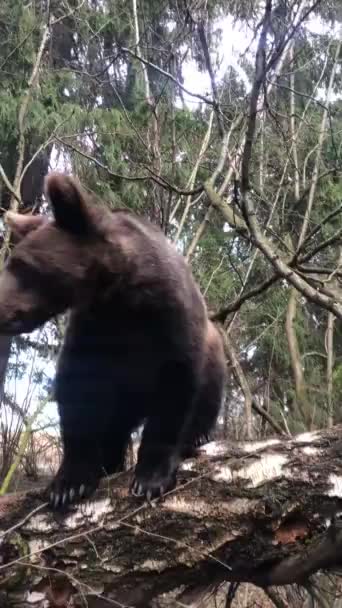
[[0, 173, 112, 334]]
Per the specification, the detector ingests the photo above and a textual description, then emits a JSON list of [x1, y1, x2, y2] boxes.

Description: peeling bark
[[2, 427, 342, 606]]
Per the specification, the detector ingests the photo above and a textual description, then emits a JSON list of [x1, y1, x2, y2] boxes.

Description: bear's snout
[[0, 271, 48, 335]]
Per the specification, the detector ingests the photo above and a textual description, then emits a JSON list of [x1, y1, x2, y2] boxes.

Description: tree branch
[[211, 272, 279, 323], [197, 21, 225, 137], [120, 46, 215, 106], [240, 0, 272, 196], [2, 427, 342, 605], [221, 329, 287, 437], [55, 136, 203, 196], [234, 0, 342, 321]]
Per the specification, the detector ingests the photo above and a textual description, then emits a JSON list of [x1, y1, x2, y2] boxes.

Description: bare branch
[[211, 273, 279, 322], [298, 227, 342, 264], [132, 0, 152, 105], [296, 39, 341, 251], [204, 181, 248, 235], [197, 21, 225, 137], [222, 330, 286, 438], [240, 0, 272, 196], [299, 203, 342, 252], [233, 1, 342, 320], [185, 206, 213, 262], [10, 24, 50, 211], [245, 195, 342, 319], [121, 46, 215, 106], [174, 112, 214, 243], [0, 165, 21, 206]]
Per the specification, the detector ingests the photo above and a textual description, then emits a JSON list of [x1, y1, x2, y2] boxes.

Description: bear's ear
[[44, 173, 94, 235], [5, 212, 46, 241]]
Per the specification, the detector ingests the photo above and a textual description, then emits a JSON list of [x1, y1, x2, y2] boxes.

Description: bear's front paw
[[47, 461, 100, 510], [131, 460, 177, 501]]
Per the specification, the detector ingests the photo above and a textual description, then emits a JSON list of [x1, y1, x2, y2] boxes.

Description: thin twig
[[296, 38, 342, 252], [55, 136, 203, 196], [211, 273, 279, 322], [197, 21, 225, 137], [121, 46, 214, 106]]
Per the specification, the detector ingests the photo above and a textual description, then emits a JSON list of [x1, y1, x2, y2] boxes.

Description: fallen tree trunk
[[1, 426, 342, 607]]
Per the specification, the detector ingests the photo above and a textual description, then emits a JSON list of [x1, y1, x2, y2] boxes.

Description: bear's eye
[[8, 257, 29, 275], [8, 257, 43, 290]]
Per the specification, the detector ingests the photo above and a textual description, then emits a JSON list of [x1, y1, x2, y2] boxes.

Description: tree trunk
[[2, 426, 342, 606]]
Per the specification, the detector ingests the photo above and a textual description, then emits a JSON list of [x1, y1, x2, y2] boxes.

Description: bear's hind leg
[[181, 326, 226, 458], [181, 369, 224, 458]]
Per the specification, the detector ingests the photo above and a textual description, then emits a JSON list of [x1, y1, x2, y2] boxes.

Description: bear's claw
[[48, 483, 94, 509], [47, 461, 100, 510], [130, 465, 176, 501]]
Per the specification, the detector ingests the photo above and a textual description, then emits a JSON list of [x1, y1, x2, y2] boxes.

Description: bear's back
[[102, 209, 205, 318]]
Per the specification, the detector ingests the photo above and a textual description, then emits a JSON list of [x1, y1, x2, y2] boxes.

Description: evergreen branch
[[19, 111, 76, 191], [0, 28, 36, 72], [107, 82, 150, 153], [55, 136, 203, 196]]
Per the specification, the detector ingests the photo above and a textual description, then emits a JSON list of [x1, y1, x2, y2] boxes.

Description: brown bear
[[0, 173, 226, 508]]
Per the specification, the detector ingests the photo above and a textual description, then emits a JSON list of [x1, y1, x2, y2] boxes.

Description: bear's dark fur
[[0, 173, 226, 508]]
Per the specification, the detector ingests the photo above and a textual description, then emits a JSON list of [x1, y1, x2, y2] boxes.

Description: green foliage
[[333, 365, 342, 394]]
